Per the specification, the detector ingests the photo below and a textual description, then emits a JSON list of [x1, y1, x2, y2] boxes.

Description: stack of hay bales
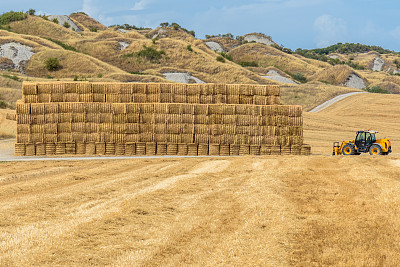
[[15, 82, 311, 156]]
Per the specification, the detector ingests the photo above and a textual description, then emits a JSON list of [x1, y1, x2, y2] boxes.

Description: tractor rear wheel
[[342, 144, 355, 155], [369, 144, 382, 155]]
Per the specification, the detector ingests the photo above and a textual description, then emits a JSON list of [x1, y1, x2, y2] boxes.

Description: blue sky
[[2, 0, 400, 51]]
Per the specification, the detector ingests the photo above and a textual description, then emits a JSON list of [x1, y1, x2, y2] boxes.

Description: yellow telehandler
[[333, 130, 391, 155]]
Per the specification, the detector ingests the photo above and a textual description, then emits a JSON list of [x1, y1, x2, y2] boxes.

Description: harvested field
[[1, 155, 400, 266]]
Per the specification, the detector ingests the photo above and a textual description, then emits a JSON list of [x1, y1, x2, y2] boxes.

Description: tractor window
[[366, 133, 372, 142], [356, 133, 365, 141]]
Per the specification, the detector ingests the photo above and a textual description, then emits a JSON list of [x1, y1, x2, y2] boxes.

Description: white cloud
[[390, 26, 400, 42], [82, 0, 100, 18], [314, 14, 347, 47], [131, 0, 151, 11]]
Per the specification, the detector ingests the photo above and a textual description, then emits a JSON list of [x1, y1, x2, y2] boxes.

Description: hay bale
[[219, 144, 230, 156], [195, 134, 209, 144], [198, 144, 209, 156], [31, 103, 45, 114], [16, 101, 31, 114], [260, 145, 272, 155], [146, 143, 156, 155], [76, 143, 86, 154], [30, 133, 44, 143], [45, 134, 57, 143], [239, 145, 250, 156], [200, 95, 213, 104], [16, 133, 29, 143], [23, 95, 38, 103], [239, 84, 254, 95], [136, 142, 146, 155], [56, 143, 66, 155], [50, 93, 63, 102], [17, 124, 30, 134], [239, 95, 253, 105], [65, 142, 76, 154], [156, 143, 167, 155], [227, 95, 240, 104], [167, 143, 178, 156], [22, 82, 38, 95], [38, 94, 51, 103], [177, 143, 188, 156], [214, 94, 227, 104], [187, 143, 198, 156], [93, 93, 106, 102], [45, 143, 56, 155], [115, 143, 125, 155], [125, 142, 136, 155], [209, 144, 220, 156], [105, 142, 115, 155], [146, 83, 160, 94], [126, 134, 139, 142], [250, 145, 261, 155], [95, 142, 106, 155], [301, 144, 311, 156], [63, 93, 79, 102], [14, 143, 26, 156], [86, 142, 96, 154], [25, 143, 36, 156], [270, 146, 281, 155]]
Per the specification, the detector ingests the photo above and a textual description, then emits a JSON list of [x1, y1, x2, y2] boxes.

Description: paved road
[[309, 92, 366, 113]]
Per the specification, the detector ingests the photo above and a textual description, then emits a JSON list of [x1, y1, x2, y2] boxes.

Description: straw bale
[[63, 93, 79, 102], [146, 83, 160, 94], [43, 114, 57, 124], [210, 114, 223, 124], [208, 104, 223, 115], [267, 95, 280, 105], [51, 82, 66, 94], [226, 95, 240, 104], [201, 84, 213, 95], [239, 84, 254, 95], [133, 94, 146, 103], [22, 82, 38, 95], [126, 134, 139, 142], [44, 123, 57, 134], [50, 93, 63, 102], [181, 114, 194, 124], [159, 83, 171, 94], [160, 93, 174, 103], [43, 103, 58, 114], [111, 103, 126, 114], [16, 102, 31, 114], [198, 144, 209, 156], [187, 95, 200, 104], [119, 83, 132, 94], [79, 94, 93, 102], [31, 103, 45, 114], [76, 143, 86, 154], [281, 146, 291, 155], [253, 95, 267, 105], [226, 84, 240, 95], [174, 94, 187, 103], [57, 113, 71, 123], [249, 135, 263, 145], [99, 113, 113, 124], [260, 145, 272, 155], [213, 94, 226, 104], [221, 134, 236, 144], [168, 134, 181, 143], [239, 95, 253, 105], [136, 142, 146, 155], [36, 83, 52, 94], [146, 93, 160, 103], [17, 114, 30, 124], [166, 124, 180, 134], [115, 143, 125, 155], [208, 144, 220, 156], [222, 115, 236, 125], [194, 105, 208, 115], [209, 135, 221, 144], [211, 124, 223, 136], [154, 123, 166, 134], [166, 143, 178, 155], [72, 102, 87, 113], [105, 142, 115, 155], [106, 94, 122, 103], [17, 133, 30, 143], [76, 82, 92, 94], [44, 143, 55, 155], [23, 94, 38, 103], [113, 123, 127, 133], [261, 106, 276, 116], [124, 123, 139, 134], [104, 83, 120, 94], [37, 143, 46, 156], [237, 115, 250, 126], [86, 133, 99, 142], [58, 122, 72, 133], [31, 115, 45, 124], [25, 143, 36, 156], [30, 124, 43, 134], [139, 132, 153, 142], [154, 134, 166, 142], [270, 146, 281, 155], [223, 125, 236, 135], [239, 144, 250, 155], [125, 142, 136, 155], [167, 104, 181, 114], [14, 143, 26, 156], [177, 143, 188, 156], [58, 133, 72, 142], [187, 143, 198, 156], [187, 84, 201, 96], [140, 104, 154, 114], [181, 134, 194, 143], [170, 84, 185, 95], [58, 103, 70, 113], [269, 85, 280, 96], [253, 85, 267, 96], [181, 124, 194, 134], [200, 95, 213, 104], [291, 145, 302, 155], [219, 144, 230, 156], [194, 124, 210, 134], [250, 145, 261, 155], [140, 113, 154, 124], [235, 105, 251, 115], [126, 113, 139, 123], [83, 142, 95, 154], [45, 134, 57, 143], [154, 103, 168, 114], [120, 94, 133, 103], [132, 83, 146, 94], [194, 114, 208, 125], [112, 114, 126, 124], [92, 93, 105, 102], [63, 82, 77, 94], [114, 133, 126, 143], [38, 94, 51, 103], [229, 144, 240, 155], [145, 142, 156, 155], [95, 142, 106, 155], [72, 122, 85, 133], [165, 114, 180, 124], [17, 124, 30, 134]]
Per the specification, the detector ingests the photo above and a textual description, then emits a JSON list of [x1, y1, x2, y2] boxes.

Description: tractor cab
[[354, 131, 376, 153]]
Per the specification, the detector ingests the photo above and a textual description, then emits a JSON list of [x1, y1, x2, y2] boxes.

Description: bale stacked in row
[[22, 82, 280, 105], [16, 82, 311, 156]]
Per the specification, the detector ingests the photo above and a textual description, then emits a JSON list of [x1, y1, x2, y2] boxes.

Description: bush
[[63, 21, 70, 28], [0, 11, 27, 25], [292, 72, 307, 83], [187, 45, 193, 52], [135, 45, 165, 62], [238, 61, 258, 67], [363, 86, 389, 94], [52, 18, 59, 24], [2, 74, 20, 81], [27, 9, 36, 16], [45, 38, 77, 52], [45, 57, 61, 71], [89, 27, 97, 32], [219, 52, 233, 61], [216, 56, 225, 63], [97, 73, 103, 78], [0, 100, 7, 109]]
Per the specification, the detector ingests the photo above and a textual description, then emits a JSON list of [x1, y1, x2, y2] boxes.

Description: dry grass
[[281, 82, 360, 111], [1, 155, 400, 265], [69, 13, 108, 31], [0, 108, 16, 138], [0, 87, 22, 108], [311, 64, 368, 86]]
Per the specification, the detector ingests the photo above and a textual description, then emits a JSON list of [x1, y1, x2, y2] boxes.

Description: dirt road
[[308, 92, 366, 113], [1, 156, 400, 266]]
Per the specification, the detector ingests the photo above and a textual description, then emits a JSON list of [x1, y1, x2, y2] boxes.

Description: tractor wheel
[[342, 144, 355, 155], [369, 144, 382, 155]]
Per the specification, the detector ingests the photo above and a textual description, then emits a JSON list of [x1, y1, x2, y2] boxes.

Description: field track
[[1, 155, 400, 266]]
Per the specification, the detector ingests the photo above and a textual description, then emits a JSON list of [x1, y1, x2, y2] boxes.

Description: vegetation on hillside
[[0, 11, 27, 25], [159, 22, 195, 37]]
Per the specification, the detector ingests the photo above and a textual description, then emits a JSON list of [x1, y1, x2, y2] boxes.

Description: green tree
[[45, 57, 61, 71]]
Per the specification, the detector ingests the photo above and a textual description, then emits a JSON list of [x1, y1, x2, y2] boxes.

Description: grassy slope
[[69, 13, 108, 31]]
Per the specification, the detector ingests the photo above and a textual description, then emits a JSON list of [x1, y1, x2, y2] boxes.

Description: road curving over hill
[[309, 92, 366, 113]]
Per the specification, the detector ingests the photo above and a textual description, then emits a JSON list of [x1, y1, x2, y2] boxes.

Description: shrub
[[216, 56, 225, 63], [363, 86, 389, 94], [27, 9, 36, 16], [160, 22, 169, 27], [89, 27, 97, 32], [97, 73, 103, 78], [52, 18, 59, 24], [0, 11, 27, 25], [63, 21, 70, 28], [238, 61, 258, 67], [0, 100, 7, 109], [135, 45, 165, 62], [187, 44, 193, 52], [292, 72, 307, 83], [73, 75, 78, 81], [45, 57, 61, 71], [219, 52, 233, 61], [2, 74, 20, 81], [171, 22, 180, 30], [45, 38, 77, 52]]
